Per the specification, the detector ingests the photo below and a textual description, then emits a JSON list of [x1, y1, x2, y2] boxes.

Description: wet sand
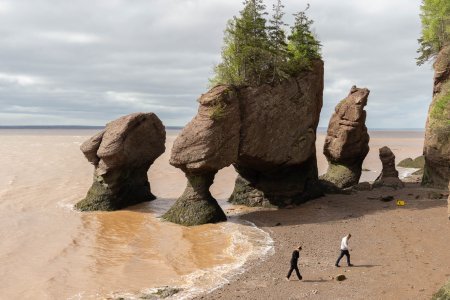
[[196, 183, 450, 300]]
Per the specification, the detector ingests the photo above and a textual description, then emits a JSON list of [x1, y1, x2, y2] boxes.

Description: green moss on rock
[[397, 156, 425, 168], [75, 168, 155, 211], [319, 163, 361, 189], [162, 173, 227, 226], [432, 280, 450, 300]]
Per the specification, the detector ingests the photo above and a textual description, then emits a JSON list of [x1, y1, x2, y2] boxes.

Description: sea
[[0, 127, 424, 299]]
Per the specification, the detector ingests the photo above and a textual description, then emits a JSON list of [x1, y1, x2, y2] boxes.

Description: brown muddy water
[[0, 129, 423, 299]]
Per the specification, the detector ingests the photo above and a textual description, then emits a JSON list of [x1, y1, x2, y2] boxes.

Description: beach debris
[[76, 113, 166, 211], [380, 196, 394, 202], [428, 191, 446, 199], [423, 46, 450, 189], [373, 146, 405, 189], [396, 200, 406, 206], [321, 86, 370, 190], [335, 274, 347, 281]]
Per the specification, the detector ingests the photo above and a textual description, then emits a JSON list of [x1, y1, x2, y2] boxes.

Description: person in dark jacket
[[286, 246, 302, 281]]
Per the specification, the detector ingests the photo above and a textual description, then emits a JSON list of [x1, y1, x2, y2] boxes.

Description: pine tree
[[268, 0, 289, 83], [417, 0, 450, 65], [286, 4, 321, 74], [211, 1, 322, 87], [211, 0, 271, 86]]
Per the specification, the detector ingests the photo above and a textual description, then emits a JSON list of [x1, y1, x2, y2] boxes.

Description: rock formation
[[373, 146, 404, 189], [320, 86, 370, 189], [76, 113, 166, 211], [163, 86, 238, 225], [164, 60, 324, 225], [423, 45, 450, 189]]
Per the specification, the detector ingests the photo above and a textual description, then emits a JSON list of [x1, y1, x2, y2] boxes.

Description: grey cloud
[[0, 0, 434, 128]]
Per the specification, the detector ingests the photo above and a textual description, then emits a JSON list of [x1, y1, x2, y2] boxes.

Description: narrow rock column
[[373, 146, 404, 189], [163, 172, 226, 226], [166, 85, 240, 225], [320, 86, 370, 190]]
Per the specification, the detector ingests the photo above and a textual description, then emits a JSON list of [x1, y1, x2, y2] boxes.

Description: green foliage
[[430, 80, 450, 123], [267, 0, 289, 83], [211, 1, 321, 87], [210, 102, 227, 120], [417, 0, 450, 65], [286, 4, 322, 74]]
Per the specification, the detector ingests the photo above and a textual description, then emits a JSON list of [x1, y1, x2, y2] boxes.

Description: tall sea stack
[[320, 86, 370, 189], [423, 45, 450, 189], [165, 60, 324, 225]]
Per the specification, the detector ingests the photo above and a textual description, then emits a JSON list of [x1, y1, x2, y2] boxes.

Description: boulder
[[423, 46, 450, 189], [432, 280, 450, 300], [373, 146, 404, 189], [165, 60, 324, 225], [76, 113, 166, 211], [320, 86, 370, 189], [230, 60, 324, 207], [397, 155, 425, 169]]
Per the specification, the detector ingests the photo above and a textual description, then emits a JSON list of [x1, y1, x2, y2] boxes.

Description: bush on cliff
[[417, 0, 450, 65], [211, 0, 321, 87]]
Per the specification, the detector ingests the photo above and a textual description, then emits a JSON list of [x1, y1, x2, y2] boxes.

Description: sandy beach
[[196, 183, 450, 300]]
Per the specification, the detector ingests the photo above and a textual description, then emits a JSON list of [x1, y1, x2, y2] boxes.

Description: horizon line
[[0, 125, 425, 131]]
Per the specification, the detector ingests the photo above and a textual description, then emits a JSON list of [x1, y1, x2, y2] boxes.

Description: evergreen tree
[[211, 1, 322, 87], [211, 0, 271, 86], [286, 4, 321, 74], [268, 0, 289, 83], [417, 0, 450, 65]]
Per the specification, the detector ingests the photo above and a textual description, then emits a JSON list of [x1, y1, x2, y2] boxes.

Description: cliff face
[[230, 60, 323, 207], [76, 113, 166, 211], [164, 60, 324, 225], [320, 86, 370, 189], [423, 46, 450, 189]]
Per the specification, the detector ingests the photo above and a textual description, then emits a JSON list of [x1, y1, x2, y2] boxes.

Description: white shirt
[[340, 235, 349, 250]]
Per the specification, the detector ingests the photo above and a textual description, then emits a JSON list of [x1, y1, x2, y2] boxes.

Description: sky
[[0, 0, 434, 128]]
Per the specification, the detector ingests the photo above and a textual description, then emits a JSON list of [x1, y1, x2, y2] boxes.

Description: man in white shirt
[[335, 233, 353, 267]]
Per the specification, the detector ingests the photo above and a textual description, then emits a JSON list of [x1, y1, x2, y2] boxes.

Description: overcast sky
[[0, 0, 434, 128]]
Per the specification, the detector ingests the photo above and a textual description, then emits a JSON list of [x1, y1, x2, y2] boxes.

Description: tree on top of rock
[[286, 4, 322, 74], [267, 0, 289, 83], [211, 0, 271, 87], [417, 0, 450, 65], [211, 1, 322, 87]]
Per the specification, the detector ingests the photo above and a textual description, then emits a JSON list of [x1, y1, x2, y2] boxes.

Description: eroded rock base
[[319, 163, 361, 190], [76, 168, 155, 211], [229, 159, 323, 207], [162, 173, 227, 226]]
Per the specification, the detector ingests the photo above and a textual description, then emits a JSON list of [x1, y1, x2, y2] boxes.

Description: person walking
[[286, 246, 303, 281], [335, 233, 353, 267]]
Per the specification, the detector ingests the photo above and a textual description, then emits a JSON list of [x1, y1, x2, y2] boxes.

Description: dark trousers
[[335, 250, 351, 266], [287, 265, 302, 280]]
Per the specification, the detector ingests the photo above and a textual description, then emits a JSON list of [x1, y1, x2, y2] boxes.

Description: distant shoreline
[[0, 125, 184, 130], [0, 126, 424, 132]]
